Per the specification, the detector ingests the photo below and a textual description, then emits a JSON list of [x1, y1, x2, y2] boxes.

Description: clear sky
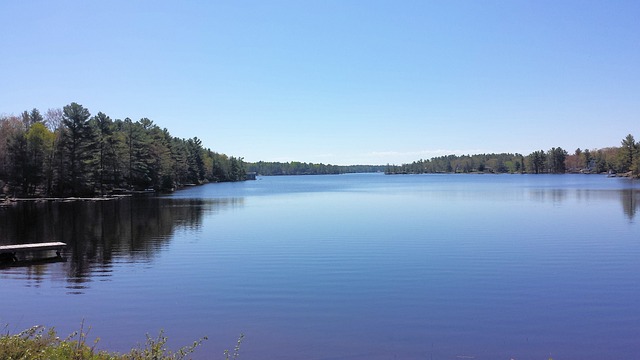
[[1, 1, 639, 165]]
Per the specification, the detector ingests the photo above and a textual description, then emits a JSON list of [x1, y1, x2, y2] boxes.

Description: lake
[[1, 173, 640, 359]]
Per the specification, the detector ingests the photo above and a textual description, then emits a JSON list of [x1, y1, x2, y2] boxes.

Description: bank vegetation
[[0, 324, 242, 360]]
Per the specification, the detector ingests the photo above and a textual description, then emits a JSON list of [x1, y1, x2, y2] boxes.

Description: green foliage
[[389, 153, 525, 174], [3, 104, 640, 193], [389, 136, 639, 177], [0, 325, 110, 360], [59, 102, 95, 196], [26, 122, 55, 191], [618, 134, 638, 174], [546, 147, 568, 174], [124, 330, 208, 360], [0, 104, 247, 197], [246, 161, 385, 175], [0, 325, 240, 360]]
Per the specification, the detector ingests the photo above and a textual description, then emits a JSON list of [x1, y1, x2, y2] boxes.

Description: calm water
[[1, 173, 640, 359]]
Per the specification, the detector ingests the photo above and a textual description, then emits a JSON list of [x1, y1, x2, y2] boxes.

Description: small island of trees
[[0, 103, 246, 197]]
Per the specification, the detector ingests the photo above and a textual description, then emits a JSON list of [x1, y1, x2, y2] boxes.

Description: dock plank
[[0, 242, 67, 253]]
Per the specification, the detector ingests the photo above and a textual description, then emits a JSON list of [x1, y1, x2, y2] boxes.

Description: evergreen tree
[[546, 147, 568, 174], [6, 126, 28, 194], [527, 150, 546, 174], [618, 134, 637, 173], [60, 102, 94, 196], [90, 112, 116, 195]]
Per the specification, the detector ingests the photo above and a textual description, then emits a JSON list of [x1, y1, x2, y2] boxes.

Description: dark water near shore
[[1, 173, 640, 359]]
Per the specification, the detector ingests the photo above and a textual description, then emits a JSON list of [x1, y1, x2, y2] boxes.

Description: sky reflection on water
[[1, 174, 639, 359]]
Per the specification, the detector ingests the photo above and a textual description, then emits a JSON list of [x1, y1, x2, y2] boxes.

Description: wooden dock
[[0, 242, 67, 262]]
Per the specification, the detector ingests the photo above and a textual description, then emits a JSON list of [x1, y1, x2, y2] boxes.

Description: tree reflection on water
[[0, 196, 242, 289]]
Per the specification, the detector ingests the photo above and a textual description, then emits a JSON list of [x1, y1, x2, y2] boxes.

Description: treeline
[[246, 161, 386, 176], [0, 103, 246, 197], [387, 134, 640, 176]]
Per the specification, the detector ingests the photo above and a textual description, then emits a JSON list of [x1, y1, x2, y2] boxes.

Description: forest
[[386, 134, 640, 177], [0, 103, 246, 197], [2, 103, 639, 198], [245, 161, 385, 176]]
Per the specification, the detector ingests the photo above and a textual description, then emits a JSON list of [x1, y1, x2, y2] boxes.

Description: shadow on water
[[0, 196, 242, 289]]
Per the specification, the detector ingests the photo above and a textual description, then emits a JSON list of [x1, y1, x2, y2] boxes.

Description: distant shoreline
[[385, 170, 637, 177]]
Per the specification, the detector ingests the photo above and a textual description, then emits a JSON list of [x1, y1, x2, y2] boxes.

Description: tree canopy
[[2, 103, 639, 198], [386, 134, 640, 177], [245, 161, 385, 176], [0, 103, 246, 197]]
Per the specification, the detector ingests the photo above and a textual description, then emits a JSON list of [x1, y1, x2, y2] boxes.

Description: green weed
[[0, 324, 241, 360]]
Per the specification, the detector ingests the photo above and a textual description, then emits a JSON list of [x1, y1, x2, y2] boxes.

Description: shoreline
[[0, 182, 210, 206], [0, 194, 132, 206]]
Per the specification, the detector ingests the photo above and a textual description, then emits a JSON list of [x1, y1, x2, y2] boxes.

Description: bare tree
[[45, 108, 63, 131]]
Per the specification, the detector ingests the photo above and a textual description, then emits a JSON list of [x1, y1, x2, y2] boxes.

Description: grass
[[0, 323, 243, 360]]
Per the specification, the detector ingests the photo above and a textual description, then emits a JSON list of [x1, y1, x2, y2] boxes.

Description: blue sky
[[1, 1, 639, 165]]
